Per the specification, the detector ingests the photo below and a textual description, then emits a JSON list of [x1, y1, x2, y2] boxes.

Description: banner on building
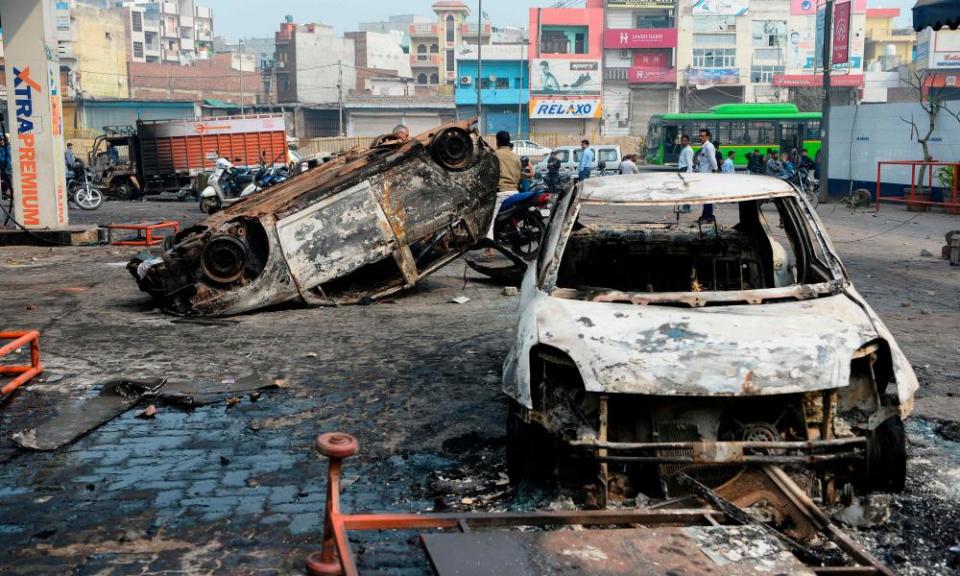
[[916, 28, 960, 70], [771, 74, 864, 87], [815, 7, 825, 68], [628, 67, 677, 84], [607, 0, 675, 8], [529, 97, 602, 119], [530, 59, 602, 96], [604, 29, 677, 49], [791, 0, 816, 15], [54, 1, 71, 35], [832, 1, 851, 65], [686, 68, 740, 86], [692, 0, 749, 17]]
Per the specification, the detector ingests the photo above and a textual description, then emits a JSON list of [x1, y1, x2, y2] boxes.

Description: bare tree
[[901, 70, 958, 185]]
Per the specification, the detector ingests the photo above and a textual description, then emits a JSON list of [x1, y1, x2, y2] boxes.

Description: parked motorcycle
[[784, 167, 820, 208], [67, 159, 103, 210], [199, 157, 258, 214], [494, 190, 551, 258]]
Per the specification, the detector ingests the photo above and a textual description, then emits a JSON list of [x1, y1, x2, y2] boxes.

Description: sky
[[203, 0, 919, 41]]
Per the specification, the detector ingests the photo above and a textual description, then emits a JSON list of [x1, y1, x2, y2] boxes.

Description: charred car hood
[[507, 288, 917, 413]]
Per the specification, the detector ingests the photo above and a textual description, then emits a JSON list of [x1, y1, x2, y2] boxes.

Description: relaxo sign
[[529, 98, 602, 119]]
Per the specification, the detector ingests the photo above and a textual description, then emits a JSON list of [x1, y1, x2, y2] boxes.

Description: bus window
[[718, 121, 747, 146], [805, 120, 822, 140], [780, 123, 802, 154], [746, 121, 776, 146]]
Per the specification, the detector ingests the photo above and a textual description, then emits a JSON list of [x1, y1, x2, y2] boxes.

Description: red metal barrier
[[105, 221, 180, 246], [0, 331, 43, 397], [876, 160, 960, 213]]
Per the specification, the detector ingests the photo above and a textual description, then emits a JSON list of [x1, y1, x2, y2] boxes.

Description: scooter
[[199, 157, 259, 214]]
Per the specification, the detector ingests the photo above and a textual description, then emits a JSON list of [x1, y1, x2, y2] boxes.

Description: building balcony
[[180, 38, 195, 51], [455, 87, 528, 106], [195, 6, 212, 18], [411, 53, 441, 66], [196, 29, 212, 41], [179, 15, 194, 28], [460, 22, 492, 37], [409, 23, 440, 37]]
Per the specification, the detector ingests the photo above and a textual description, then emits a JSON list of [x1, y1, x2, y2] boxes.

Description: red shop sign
[[628, 67, 677, 84], [604, 28, 678, 49], [832, 1, 851, 65]]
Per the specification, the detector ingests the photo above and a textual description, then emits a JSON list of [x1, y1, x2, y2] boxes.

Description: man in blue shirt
[[578, 139, 594, 182]]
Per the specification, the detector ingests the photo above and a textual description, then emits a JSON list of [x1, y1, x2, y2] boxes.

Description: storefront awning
[[913, 0, 960, 31]]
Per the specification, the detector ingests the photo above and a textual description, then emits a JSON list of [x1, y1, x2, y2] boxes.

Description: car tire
[[506, 402, 557, 485], [112, 178, 138, 200], [864, 414, 907, 492]]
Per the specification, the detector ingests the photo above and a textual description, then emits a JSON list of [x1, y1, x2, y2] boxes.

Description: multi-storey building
[[456, 44, 530, 136], [409, 1, 488, 91], [528, 2, 605, 135], [864, 8, 914, 69], [116, 1, 213, 64], [360, 14, 434, 52], [603, 0, 679, 136], [274, 21, 356, 104]]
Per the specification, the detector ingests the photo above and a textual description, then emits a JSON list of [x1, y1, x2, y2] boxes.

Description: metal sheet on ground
[[421, 525, 814, 575]]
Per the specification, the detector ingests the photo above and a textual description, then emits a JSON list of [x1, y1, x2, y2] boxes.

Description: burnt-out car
[[502, 173, 918, 501], [129, 120, 498, 315]]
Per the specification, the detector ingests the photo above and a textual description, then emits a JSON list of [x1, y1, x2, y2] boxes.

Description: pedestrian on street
[[678, 134, 694, 173], [546, 150, 561, 193], [722, 151, 736, 174], [65, 142, 76, 180], [695, 129, 717, 174], [766, 150, 783, 176], [620, 154, 639, 175], [487, 130, 521, 241], [578, 139, 594, 182]]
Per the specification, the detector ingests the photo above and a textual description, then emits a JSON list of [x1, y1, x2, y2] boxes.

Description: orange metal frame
[[0, 331, 43, 397], [106, 221, 180, 247], [876, 160, 960, 212]]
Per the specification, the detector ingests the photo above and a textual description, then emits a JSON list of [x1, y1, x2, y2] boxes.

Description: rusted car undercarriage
[[128, 120, 498, 316]]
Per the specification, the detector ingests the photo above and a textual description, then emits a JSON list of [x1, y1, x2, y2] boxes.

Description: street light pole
[[820, 0, 832, 203], [476, 0, 483, 131]]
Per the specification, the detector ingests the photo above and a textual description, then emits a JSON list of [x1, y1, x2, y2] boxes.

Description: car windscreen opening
[[553, 198, 831, 294]]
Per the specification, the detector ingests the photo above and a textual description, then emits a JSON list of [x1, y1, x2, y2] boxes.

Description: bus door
[[779, 122, 803, 157], [663, 124, 680, 163]]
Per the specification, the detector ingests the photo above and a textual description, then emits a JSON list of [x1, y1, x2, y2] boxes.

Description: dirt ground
[[1, 198, 959, 575]]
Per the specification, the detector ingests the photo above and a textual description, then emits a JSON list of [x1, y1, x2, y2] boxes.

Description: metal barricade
[[876, 160, 960, 213], [105, 221, 180, 246], [0, 331, 43, 398]]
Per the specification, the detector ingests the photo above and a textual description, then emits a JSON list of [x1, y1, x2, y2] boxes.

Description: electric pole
[[476, 0, 483, 131], [338, 59, 345, 137], [820, 0, 832, 203], [239, 39, 245, 115]]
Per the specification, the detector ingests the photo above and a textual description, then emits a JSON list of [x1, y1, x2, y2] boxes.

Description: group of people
[[676, 129, 734, 175], [676, 131, 820, 183]]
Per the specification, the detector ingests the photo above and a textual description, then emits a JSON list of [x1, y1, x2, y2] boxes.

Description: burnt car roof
[[580, 173, 797, 205]]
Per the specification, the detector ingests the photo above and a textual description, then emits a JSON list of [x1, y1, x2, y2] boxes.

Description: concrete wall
[[74, 4, 130, 99], [293, 27, 356, 104], [828, 102, 960, 196], [129, 54, 262, 104]]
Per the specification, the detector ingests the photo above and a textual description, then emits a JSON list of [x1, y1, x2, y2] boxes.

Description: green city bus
[[645, 103, 822, 168]]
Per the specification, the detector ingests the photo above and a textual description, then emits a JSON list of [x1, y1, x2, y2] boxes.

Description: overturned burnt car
[[129, 120, 498, 315], [503, 173, 918, 502]]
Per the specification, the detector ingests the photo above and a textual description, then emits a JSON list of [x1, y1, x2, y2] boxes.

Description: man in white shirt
[[677, 135, 694, 173], [696, 129, 718, 174], [619, 154, 639, 175]]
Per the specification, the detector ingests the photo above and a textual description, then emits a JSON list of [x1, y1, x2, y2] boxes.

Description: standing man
[[65, 142, 77, 180], [677, 134, 694, 173], [619, 154, 639, 175], [695, 129, 718, 174], [578, 140, 594, 182], [487, 130, 521, 241], [722, 151, 736, 174], [546, 150, 561, 193]]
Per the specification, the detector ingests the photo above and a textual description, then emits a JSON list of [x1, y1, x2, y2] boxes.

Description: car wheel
[[864, 414, 907, 492], [506, 402, 557, 485], [112, 178, 138, 200]]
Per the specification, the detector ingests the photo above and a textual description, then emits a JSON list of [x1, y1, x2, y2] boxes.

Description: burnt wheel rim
[[201, 234, 248, 284], [430, 127, 474, 170]]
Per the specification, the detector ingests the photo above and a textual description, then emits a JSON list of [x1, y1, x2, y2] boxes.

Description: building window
[[417, 73, 428, 84], [430, 43, 439, 53], [540, 26, 588, 55], [541, 30, 569, 54], [750, 65, 784, 83], [133, 41, 144, 58], [495, 78, 510, 89], [694, 16, 735, 33], [132, 11, 143, 32], [692, 48, 736, 68], [417, 44, 426, 53], [752, 21, 786, 48], [446, 14, 455, 43], [635, 14, 672, 28], [430, 72, 439, 84], [693, 34, 736, 47], [446, 49, 455, 72]]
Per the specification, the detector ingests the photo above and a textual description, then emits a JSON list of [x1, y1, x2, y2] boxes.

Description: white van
[[536, 144, 622, 176]]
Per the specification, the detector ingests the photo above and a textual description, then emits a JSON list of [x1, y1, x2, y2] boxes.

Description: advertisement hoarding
[[771, 74, 864, 87], [529, 97, 602, 119], [606, 0, 674, 7], [530, 59, 602, 95], [628, 67, 677, 84], [603, 28, 677, 49], [687, 68, 740, 86], [916, 28, 960, 70], [692, 0, 749, 17]]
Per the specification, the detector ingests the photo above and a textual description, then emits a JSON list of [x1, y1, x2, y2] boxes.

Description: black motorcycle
[[495, 190, 551, 258]]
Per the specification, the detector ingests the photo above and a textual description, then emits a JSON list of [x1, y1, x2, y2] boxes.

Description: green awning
[[202, 99, 238, 108]]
